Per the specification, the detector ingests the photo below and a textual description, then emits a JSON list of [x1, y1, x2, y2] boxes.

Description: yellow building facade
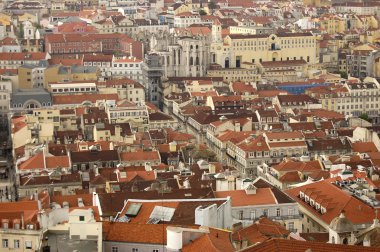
[[211, 31, 318, 69]]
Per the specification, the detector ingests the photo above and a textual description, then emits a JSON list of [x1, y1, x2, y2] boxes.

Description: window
[[2, 239, 8, 248], [250, 210, 256, 220], [153, 250, 159, 252], [111, 247, 118, 252], [25, 241, 32, 249], [276, 208, 281, 217], [14, 240, 20, 249], [289, 222, 294, 231], [263, 209, 268, 217], [132, 249, 139, 252], [288, 208, 294, 216], [79, 216, 85, 221]]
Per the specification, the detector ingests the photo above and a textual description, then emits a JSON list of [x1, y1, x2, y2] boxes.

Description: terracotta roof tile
[[52, 93, 119, 105], [214, 189, 277, 207], [242, 238, 379, 252], [285, 180, 376, 226], [120, 150, 161, 162], [183, 228, 235, 252], [232, 217, 290, 244], [104, 222, 167, 244], [352, 142, 378, 153]]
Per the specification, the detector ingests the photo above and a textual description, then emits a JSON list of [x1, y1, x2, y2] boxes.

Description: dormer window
[[299, 191, 304, 198], [2, 220, 8, 229], [321, 207, 326, 214], [305, 196, 309, 203]]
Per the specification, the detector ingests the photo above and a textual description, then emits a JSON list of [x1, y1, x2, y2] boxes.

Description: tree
[[19, 23, 24, 39], [199, 9, 207, 15], [208, 1, 217, 13], [359, 113, 371, 123], [193, 148, 217, 162], [339, 71, 348, 79]]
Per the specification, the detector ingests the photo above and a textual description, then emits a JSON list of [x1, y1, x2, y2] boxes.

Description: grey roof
[[37, 28, 54, 36], [55, 65, 98, 75], [329, 212, 355, 233], [71, 65, 98, 74], [11, 88, 52, 106], [20, 60, 49, 69], [58, 66, 70, 74]]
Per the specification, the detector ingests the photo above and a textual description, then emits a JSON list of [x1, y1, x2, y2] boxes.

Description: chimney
[[21, 213, 25, 230], [115, 125, 121, 138]]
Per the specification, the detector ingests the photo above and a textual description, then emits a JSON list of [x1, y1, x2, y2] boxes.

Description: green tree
[[199, 9, 207, 15], [359, 113, 371, 122], [19, 23, 24, 39], [193, 148, 217, 162], [339, 71, 348, 79], [208, 1, 217, 13]]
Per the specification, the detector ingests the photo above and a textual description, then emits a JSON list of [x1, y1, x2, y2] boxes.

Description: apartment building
[[306, 78, 380, 122], [45, 33, 143, 58], [207, 63, 261, 82], [333, 2, 380, 16], [211, 29, 318, 69], [346, 44, 380, 78], [230, 131, 308, 176], [174, 12, 202, 27], [44, 65, 99, 88], [215, 178, 302, 232], [18, 62, 47, 89], [110, 57, 143, 82], [106, 100, 149, 131], [97, 78, 145, 102], [0, 201, 44, 251], [0, 52, 49, 69]]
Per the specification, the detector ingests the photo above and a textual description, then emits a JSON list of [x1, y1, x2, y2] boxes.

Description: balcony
[[269, 47, 281, 51], [238, 214, 302, 222]]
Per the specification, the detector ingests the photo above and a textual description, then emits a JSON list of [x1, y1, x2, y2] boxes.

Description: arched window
[[196, 57, 199, 65], [332, 236, 335, 244], [343, 238, 348, 244], [190, 57, 193, 65]]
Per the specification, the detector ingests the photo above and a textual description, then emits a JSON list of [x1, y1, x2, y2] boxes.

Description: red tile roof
[[265, 131, 304, 140], [214, 189, 277, 207], [242, 238, 379, 252], [52, 93, 119, 105], [279, 171, 302, 183], [232, 217, 290, 244], [352, 142, 378, 153], [120, 150, 161, 162], [273, 160, 323, 173], [11, 116, 27, 134], [18, 152, 70, 170], [103, 222, 168, 244], [285, 180, 376, 226], [0, 52, 47, 61], [183, 227, 235, 252]]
